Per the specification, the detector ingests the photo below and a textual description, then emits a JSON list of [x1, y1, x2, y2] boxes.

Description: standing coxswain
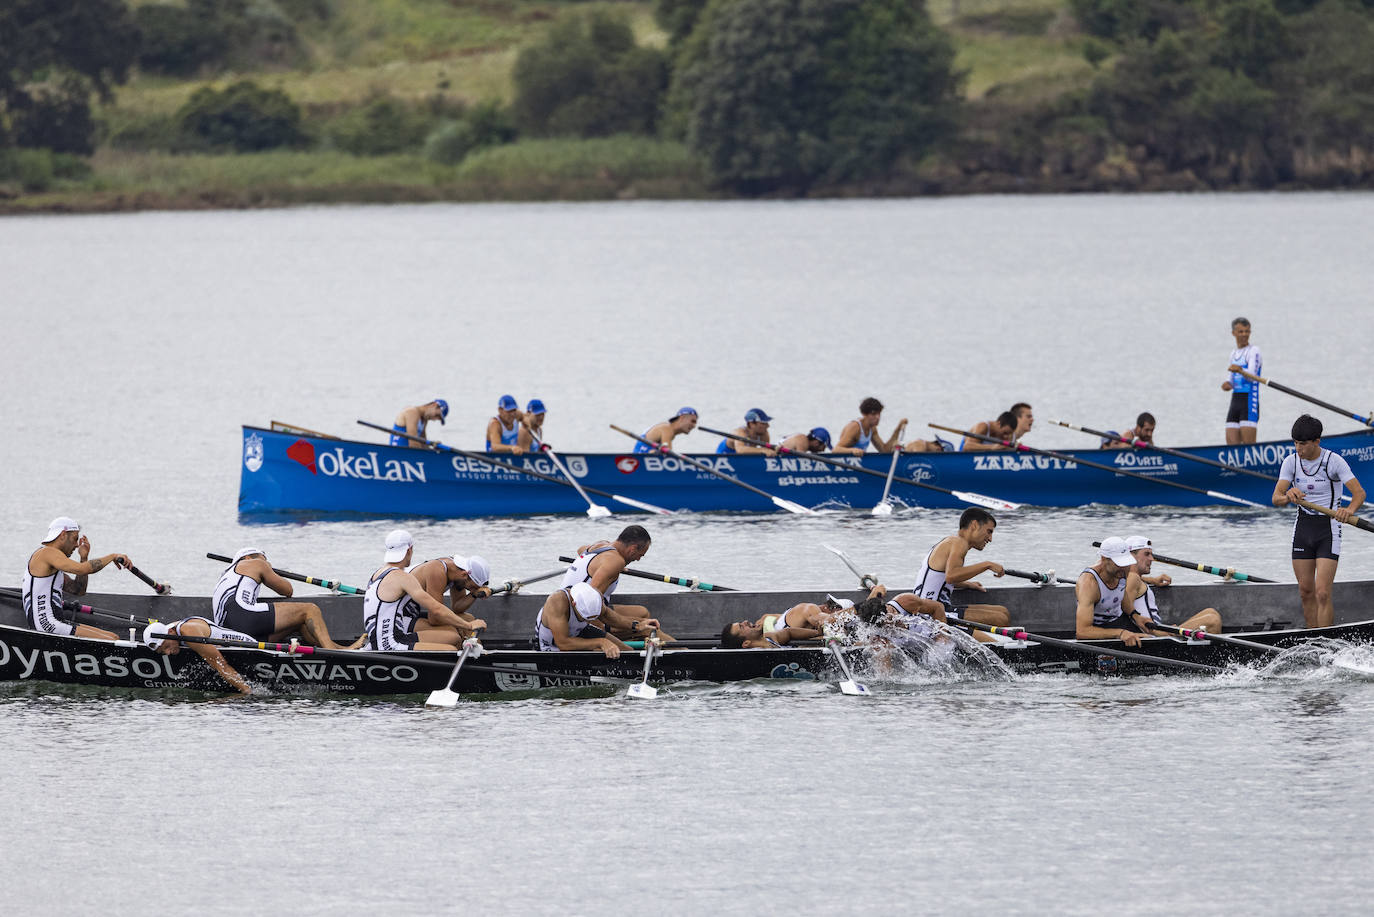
[[634, 407, 699, 453], [1272, 414, 1366, 628], [22, 517, 129, 640], [390, 398, 448, 448], [835, 397, 905, 455], [1222, 317, 1262, 445], [913, 508, 1011, 637], [364, 531, 487, 652], [213, 548, 360, 650]]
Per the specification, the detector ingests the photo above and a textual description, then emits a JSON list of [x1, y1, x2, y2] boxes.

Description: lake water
[[3, 194, 1374, 914]]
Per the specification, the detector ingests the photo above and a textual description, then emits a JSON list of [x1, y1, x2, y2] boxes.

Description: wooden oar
[[610, 424, 821, 516], [531, 433, 611, 518], [1051, 419, 1278, 483], [1090, 541, 1274, 583], [824, 636, 872, 695], [626, 633, 662, 699], [947, 614, 1224, 674], [493, 567, 566, 595], [556, 556, 736, 591], [1234, 368, 1374, 427], [360, 420, 674, 515], [426, 637, 483, 707], [698, 425, 1020, 511], [873, 419, 908, 516], [1146, 622, 1281, 655], [1291, 496, 1374, 535], [206, 553, 365, 595], [930, 424, 1267, 508], [120, 561, 172, 595]]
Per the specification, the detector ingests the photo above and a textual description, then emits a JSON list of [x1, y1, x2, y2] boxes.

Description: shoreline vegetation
[[3, 0, 1373, 216]]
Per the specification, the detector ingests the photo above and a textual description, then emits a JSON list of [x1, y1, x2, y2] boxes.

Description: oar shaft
[[493, 568, 566, 595], [949, 615, 1223, 674], [1002, 568, 1057, 585], [1292, 497, 1374, 535], [206, 554, 364, 595], [556, 556, 735, 591], [1236, 368, 1373, 426], [1149, 622, 1280, 654], [534, 434, 608, 514], [1089, 542, 1275, 583], [610, 425, 779, 502], [123, 563, 171, 595], [1051, 419, 1277, 483]]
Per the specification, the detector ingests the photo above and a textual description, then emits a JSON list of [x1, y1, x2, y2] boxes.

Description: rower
[[1222, 316, 1262, 445], [913, 507, 1010, 637], [1102, 412, 1156, 450], [779, 427, 832, 453], [363, 533, 488, 652], [959, 411, 1018, 452], [1122, 536, 1221, 635], [517, 398, 547, 453], [144, 617, 255, 695], [212, 547, 359, 650], [1010, 402, 1034, 443], [486, 394, 524, 454], [1272, 413, 1366, 628], [719, 593, 855, 648], [390, 398, 448, 448], [633, 407, 698, 453], [835, 397, 905, 455], [22, 517, 130, 640], [716, 408, 776, 455], [536, 582, 652, 658], [561, 525, 672, 641], [407, 541, 493, 645], [1074, 536, 1144, 646]]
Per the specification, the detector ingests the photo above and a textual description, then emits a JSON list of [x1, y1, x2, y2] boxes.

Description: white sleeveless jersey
[[1084, 568, 1129, 626], [1281, 448, 1353, 540], [1227, 345, 1262, 392], [560, 546, 619, 601], [212, 563, 267, 626], [536, 588, 600, 651], [912, 541, 953, 607], [1130, 583, 1161, 624], [364, 567, 421, 651], [22, 549, 73, 636]]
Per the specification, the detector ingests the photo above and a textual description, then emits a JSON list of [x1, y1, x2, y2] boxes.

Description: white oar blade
[[838, 680, 871, 697], [585, 504, 612, 518], [871, 501, 893, 517], [425, 688, 460, 708], [773, 497, 820, 516], [626, 683, 659, 700], [611, 495, 674, 515], [953, 490, 1021, 511], [1332, 659, 1374, 679]]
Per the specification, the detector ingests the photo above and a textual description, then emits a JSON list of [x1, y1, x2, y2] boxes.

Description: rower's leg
[[1225, 427, 1242, 445], [414, 621, 462, 646], [1178, 607, 1222, 633], [1292, 558, 1318, 628], [960, 604, 1010, 627], [1240, 426, 1258, 444], [1314, 558, 1339, 629], [74, 624, 118, 641], [891, 594, 944, 621], [272, 602, 349, 650]]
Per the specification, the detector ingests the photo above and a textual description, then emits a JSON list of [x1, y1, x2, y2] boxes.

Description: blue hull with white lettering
[[237, 425, 1374, 517]]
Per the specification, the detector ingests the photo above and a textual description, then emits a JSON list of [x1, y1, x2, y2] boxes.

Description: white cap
[[142, 622, 172, 650], [232, 547, 266, 565], [383, 530, 413, 563], [453, 554, 490, 587], [825, 594, 855, 610], [43, 517, 80, 543], [1125, 535, 1152, 553], [569, 582, 603, 620], [1099, 537, 1136, 567]]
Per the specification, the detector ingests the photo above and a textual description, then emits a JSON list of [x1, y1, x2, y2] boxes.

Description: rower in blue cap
[[487, 394, 525, 453], [390, 397, 448, 448], [780, 427, 833, 453], [716, 407, 776, 455], [518, 398, 547, 452], [634, 407, 698, 453]]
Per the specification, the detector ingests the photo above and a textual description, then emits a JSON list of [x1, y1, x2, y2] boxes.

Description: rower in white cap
[[405, 537, 492, 646], [362, 530, 488, 652], [1122, 536, 1222, 637], [1075, 536, 1145, 646], [212, 548, 360, 649], [21, 517, 131, 640], [537, 582, 645, 657]]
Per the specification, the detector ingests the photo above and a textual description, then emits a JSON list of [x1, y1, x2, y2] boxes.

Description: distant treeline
[[3, 0, 1373, 198]]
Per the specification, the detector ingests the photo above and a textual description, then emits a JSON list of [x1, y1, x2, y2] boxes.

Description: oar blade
[[585, 504, 613, 519], [838, 679, 871, 697], [773, 496, 821, 516], [871, 501, 893, 516], [952, 490, 1021, 511], [626, 682, 659, 700], [424, 688, 461, 708], [610, 494, 674, 515]]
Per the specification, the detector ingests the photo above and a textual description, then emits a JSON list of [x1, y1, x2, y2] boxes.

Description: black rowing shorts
[[1292, 512, 1340, 561]]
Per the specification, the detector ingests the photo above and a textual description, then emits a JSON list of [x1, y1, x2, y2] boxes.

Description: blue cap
[[498, 394, 518, 411], [675, 406, 698, 418], [434, 398, 449, 424], [745, 408, 772, 423], [526, 398, 546, 415], [808, 427, 831, 447]]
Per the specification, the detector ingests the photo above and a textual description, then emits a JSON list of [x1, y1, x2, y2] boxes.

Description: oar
[[1003, 568, 1064, 586], [825, 636, 872, 696], [0, 587, 155, 629], [947, 614, 1223, 675], [121, 561, 172, 595], [531, 433, 610, 518], [1090, 541, 1274, 583], [1146, 622, 1282, 655], [1051, 419, 1278, 483], [206, 553, 365, 595], [426, 636, 483, 707], [873, 420, 908, 516], [359, 420, 674, 516], [1234, 368, 1374, 427], [1291, 496, 1374, 535], [626, 632, 662, 700], [822, 544, 878, 590], [493, 567, 567, 595], [698, 425, 1020, 511], [930, 424, 1267, 509], [556, 556, 735, 591], [610, 424, 821, 516]]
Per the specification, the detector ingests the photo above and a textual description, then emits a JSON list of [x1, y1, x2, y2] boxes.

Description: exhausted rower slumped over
[[390, 397, 448, 448], [363, 530, 487, 652], [720, 592, 860, 648], [396, 530, 493, 646], [213, 548, 359, 649], [560, 525, 672, 642]]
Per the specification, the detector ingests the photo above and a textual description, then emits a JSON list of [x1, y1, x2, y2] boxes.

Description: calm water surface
[[2, 195, 1374, 914]]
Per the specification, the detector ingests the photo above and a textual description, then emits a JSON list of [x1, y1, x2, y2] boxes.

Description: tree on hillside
[[668, 0, 962, 193]]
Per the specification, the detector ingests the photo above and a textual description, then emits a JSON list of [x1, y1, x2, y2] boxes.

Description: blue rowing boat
[[237, 424, 1374, 518]]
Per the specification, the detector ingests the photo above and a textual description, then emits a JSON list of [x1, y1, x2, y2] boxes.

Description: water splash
[[824, 612, 1016, 683]]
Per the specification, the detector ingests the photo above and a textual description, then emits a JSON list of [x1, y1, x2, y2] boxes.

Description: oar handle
[[206, 553, 365, 595], [1235, 368, 1374, 426], [122, 563, 171, 595], [1002, 568, 1059, 585], [1291, 498, 1374, 534], [555, 556, 735, 591]]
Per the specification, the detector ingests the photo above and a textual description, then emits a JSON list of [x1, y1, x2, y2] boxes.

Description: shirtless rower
[[1102, 412, 1156, 450], [390, 398, 448, 448], [779, 427, 832, 453], [913, 507, 1010, 635], [719, 593, 857, 648], [1222, 316, 1262, 445], [1272, 414, 1366, 628], [536, 582, 653, 658], [1074, 536, 1145, 646], [144, 617, 255, 695], [487, 394, 525, 454], [212, 548, 358, 650], [406, 540, 494, 645], [1121, 536, 1222, 635], [836, 397, 905, 455], [22, 517, 129, 640], [959, 411, 1018, 452], [716, 408, 776, 455], [633, 407, 698, 453], [1010, 402, 1034, 443], [363, 532, 488, 652], [516, 398, 547, 453], [561, 525, 673, 640]]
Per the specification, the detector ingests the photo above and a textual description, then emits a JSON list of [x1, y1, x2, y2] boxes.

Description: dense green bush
[[135, 0, 309, 76], [135, 4, 229, 77], [0, 147, 91, 192], [176, 81, 306, 151], [324, 95, 432, 156], [11, 82, 98, 155], [511, 11, 669, 138], [423, 101, 516, 165]]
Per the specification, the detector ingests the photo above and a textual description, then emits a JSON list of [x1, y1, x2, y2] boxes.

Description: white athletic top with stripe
[[912, 541, 953, 607], [536, 588, 600, 651], [212, 562, 268, 626], [1280, 448, 1353, 537], [560, 547, 620, 601], [1130, 583, 1161, 625], [22, 549, 73, 636], [364, 567, 421, 651], [1084, 568, 1129, 627]]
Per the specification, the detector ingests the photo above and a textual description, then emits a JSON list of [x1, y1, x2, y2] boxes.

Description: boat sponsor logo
[[564, 456, 589, 478], [299, 446, 428, 483], [0, 639, 183, 684], [243, 433, 264, 473], [448, 455, 578, 479], [972, 454, 1077, 471], [777, 474, 860, 487], [494, 662, 541, 691], [287, 439, 318, 473], [642, 455, 736, 474], [902, 462, 937, 483], [615, 457, 640, 474], [1213, 443, 1291, 469], [248, 660, 420, 683], [769, 663, 816, 680], [1109, 452, 1178, 475], [765, 456, 857, 474]]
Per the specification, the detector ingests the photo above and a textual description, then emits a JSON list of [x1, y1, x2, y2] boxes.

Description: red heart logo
[[287, 439, 317, 474], [615, 456, 639, 474]]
